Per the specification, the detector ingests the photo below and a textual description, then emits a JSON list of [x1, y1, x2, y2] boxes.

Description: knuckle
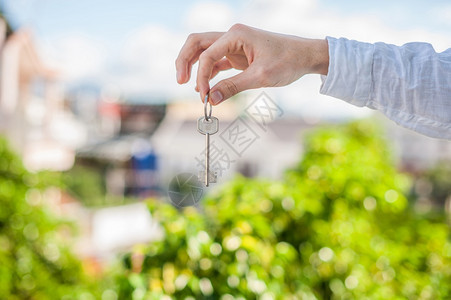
[[221, 79, 239, 96], [186, 33, 201, 48], [175, 56, 186, 67], [198, 51, 213, 64], [198, 51, 207, 62], [187, 33, 198, 41], [229, 23, 247, 33]]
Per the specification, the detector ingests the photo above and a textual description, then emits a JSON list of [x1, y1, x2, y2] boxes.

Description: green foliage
[[63, 165, 106, 207], [62, 164, 137, 208], [116, 121, 451, 299], [0, 138, 101, 299]]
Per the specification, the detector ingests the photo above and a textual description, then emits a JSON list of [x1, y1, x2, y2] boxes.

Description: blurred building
[[383, 117, 451, 172], [151, 98, 316, 188], [0, 17, 85, 171], [75, 101, 166, 198]]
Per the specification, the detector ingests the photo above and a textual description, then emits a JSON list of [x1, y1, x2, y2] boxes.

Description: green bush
[[116, 121, 451, 299], [0, 138, 103, 299], [62, 164, 138, 208], [63, 165, 106, 207]]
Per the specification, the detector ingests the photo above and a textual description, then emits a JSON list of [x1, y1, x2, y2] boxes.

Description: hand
[[175, 24, 329, 105]]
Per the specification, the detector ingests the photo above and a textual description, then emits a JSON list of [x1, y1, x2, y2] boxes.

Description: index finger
[[175, 32, 223, 84], [196, 31, 242, 100]]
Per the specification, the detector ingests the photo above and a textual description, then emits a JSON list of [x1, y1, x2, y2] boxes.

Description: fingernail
[[210, 90, 223, 105]]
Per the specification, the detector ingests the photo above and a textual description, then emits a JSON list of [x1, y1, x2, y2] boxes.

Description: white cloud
[[241, 0, 451, 47], [431, 5, 451, 27], [39, 33, 106, 81], [108, 25, 194, 99], [183, 1, 235, 32]]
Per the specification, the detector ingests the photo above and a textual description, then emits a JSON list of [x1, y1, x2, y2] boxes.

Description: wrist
[[309, 39, 329, 75]]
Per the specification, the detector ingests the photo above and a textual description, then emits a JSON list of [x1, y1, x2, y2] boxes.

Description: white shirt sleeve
[[320, 36, 451, 139]]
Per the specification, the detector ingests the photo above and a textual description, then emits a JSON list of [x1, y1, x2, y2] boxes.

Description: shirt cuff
[[320, 37, 375, 107]]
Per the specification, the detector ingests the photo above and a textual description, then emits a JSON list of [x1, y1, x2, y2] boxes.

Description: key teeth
[[198, 170, 217, 184], [210, 172, 217, 183]]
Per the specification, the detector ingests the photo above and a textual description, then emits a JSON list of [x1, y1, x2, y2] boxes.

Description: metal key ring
[[204, 94, 212, 121]]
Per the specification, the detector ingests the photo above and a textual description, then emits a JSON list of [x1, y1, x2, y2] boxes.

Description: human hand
[[175, 24, 329, 105]]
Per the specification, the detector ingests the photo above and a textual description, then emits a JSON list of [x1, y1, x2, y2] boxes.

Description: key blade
[[205, 133, 209, 186]]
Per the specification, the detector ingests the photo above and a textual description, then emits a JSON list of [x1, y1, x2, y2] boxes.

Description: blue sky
[[1, 0, 243, 45], [3, 0, 450, 40], [1, 0, 451, 117]]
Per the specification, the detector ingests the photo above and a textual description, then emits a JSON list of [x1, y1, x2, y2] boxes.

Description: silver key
[[197, 115, 219, 187]]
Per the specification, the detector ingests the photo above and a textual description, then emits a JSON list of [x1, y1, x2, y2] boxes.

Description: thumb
[[209, 68, 258, 105]]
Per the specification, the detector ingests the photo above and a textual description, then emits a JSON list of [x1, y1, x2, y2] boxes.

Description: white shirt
[[320, 37, 451, 140]]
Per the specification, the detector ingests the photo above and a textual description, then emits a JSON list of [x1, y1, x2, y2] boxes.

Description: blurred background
[[0, 0, 450, 299]]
